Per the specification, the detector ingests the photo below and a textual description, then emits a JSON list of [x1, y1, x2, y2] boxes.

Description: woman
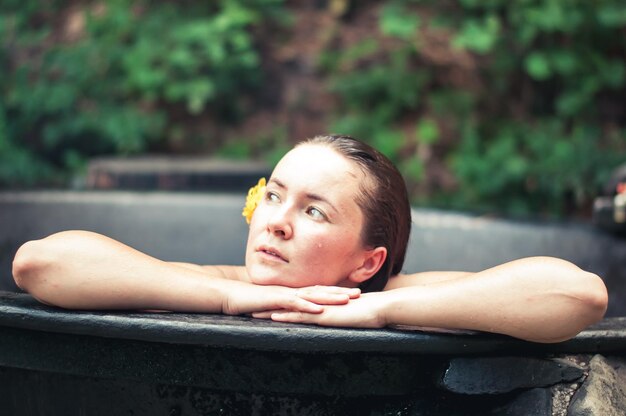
[[12, 135, 608, 343]]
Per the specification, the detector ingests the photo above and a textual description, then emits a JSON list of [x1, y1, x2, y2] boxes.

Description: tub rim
[[1, 291, 624, 355]]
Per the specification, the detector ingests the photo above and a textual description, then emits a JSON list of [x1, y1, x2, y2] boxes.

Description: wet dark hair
[[299, 135, 412, 292]]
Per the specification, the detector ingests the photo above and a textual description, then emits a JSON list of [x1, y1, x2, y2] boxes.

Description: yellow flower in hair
[[242, 177, 266, 224]]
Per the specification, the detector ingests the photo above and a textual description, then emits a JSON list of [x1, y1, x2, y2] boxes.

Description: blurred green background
[[1, 0, 624, 218]]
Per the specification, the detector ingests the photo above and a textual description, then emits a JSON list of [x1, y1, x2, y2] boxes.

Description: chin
[[249, 275, 281, 286], [246, 265, 287, 287]]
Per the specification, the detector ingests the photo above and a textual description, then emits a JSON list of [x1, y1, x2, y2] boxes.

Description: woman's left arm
[[260, 257, 608, 343]]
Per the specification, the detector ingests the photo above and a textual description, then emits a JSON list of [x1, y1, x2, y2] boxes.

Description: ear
[[347, 247, 388, 284]]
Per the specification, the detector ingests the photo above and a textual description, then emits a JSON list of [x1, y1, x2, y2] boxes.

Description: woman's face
[[245, 144, 371, 288]]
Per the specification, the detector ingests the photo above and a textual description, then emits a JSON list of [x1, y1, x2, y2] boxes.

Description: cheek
[[247, 204, 270, 238], [304, 231, 361, 265], [294, 233, 362, 286], [312, 234, 345, 251], [250, 202, 267, 226], [245, 217, 265, 262]]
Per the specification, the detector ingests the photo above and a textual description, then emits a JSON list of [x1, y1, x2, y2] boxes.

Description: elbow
[[539, 271, 608, 344], [12, 239, 54, 298], [540, 257, 609, 326], [522, 265, 608, 344], [577, 271, 608, 324], [12, 239, 49, 292]]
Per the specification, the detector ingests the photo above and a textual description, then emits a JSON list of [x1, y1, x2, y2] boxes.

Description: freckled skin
[[245, 145, 370, 288]]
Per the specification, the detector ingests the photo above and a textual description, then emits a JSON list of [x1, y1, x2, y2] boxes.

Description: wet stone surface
[[552, 382, 587, 416], [489, 388, 553, 416], [438, 357, 585, 395], [568, 354, 626, 416]]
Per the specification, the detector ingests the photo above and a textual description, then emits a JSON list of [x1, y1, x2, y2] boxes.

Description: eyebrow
[[269, 177, 339, 214]]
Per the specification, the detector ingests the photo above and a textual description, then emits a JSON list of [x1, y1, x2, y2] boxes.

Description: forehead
[[272, 144, 363, 186]]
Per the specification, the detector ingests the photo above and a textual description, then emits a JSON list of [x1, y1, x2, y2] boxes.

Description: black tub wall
[[1, 191, 624, 315]]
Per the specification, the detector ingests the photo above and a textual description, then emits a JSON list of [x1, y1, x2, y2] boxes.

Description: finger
[[251, 311, 279, 319], [270, 311, 319, 324], [347, 288, 361, 299], [309, 286, 361, 298], [296, 287, 361, 304], [284, 296, 324, 314], [297, 291, 351, 305]]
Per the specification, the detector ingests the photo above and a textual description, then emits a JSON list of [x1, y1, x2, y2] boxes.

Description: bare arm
[[12, 230, 358, 313], [169, 262, 249, 282], [260, 257, 608, 343], [384, 271, 471, 289]]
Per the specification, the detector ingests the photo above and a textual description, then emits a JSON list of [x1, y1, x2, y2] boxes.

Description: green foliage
[[326, 0, 625, 218], [379, 3, 420, 40], [449, 120, 623, 215], [415, 118, 439, 145], [0, 0, 283, 187], [1, 1, 624, 219], [452, 14, 500, 54], [216, 126, 290, 166]]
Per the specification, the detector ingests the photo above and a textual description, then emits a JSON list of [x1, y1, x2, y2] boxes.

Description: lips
[[257, 246, 288, 263]]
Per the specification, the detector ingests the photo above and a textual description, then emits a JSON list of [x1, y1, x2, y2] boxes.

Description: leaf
[[415, 118, 439, 144], [379, 3, 420, 39], [524, 52, 552, 80], [452, 15, 500, 54], [372, 128, 404, 161]]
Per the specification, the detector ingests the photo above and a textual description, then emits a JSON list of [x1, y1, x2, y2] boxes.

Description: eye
[[306, 206, 326, 220], [266, 191, 280, 203]]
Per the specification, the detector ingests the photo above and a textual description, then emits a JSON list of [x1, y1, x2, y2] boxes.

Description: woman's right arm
[[12, 230, 357, 313]]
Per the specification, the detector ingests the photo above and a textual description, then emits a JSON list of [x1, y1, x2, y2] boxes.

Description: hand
[[252, 293, 387, 328], [221, 282, 361, 316]]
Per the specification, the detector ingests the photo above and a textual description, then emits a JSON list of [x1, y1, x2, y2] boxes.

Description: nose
[[267, 206, 293, 239]]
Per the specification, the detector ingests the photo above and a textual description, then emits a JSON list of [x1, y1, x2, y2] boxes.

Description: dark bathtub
[[1, 191, 626, 415]]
